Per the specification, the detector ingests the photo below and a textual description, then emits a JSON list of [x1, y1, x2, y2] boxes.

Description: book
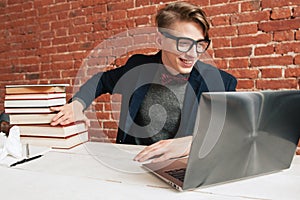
[[5, 93, 66, 100], [9, 113, 57, 125], [4, 98, 66, 107], [20, 131, 89, 149], [5, 107, 54, 114], [19, 122, 87, 137], [5, 84, 69, 94]]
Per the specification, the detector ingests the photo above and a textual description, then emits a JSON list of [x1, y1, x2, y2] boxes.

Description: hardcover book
[[9, 113, 57, 125], [4, 98, 66, 107], [20, 131, 89, 149], [19, 122, 87, 137], [5, 84, 69, 94], [5, 93, 66, 100]]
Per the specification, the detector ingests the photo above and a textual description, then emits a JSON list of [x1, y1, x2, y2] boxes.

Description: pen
[[10, 154, 43, 167]]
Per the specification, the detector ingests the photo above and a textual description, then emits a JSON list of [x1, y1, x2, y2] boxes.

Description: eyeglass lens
[[177, 38, 208, 53]]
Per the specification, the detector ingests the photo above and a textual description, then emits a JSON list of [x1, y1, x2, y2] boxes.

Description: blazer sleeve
[[70, 55, 140, 110]]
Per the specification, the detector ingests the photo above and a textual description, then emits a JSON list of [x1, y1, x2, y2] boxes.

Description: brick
[[259, 18, 300, 32], [231, 11, 269, 24], [296, 30, 300, 40], [229, 58, 250, 68], [51, 53, 74, 62], [275, 42, 300, 54], [136, 0, 150, 7], [256, 79, 297, 89], [110, 10, 126, 20], [96, 112, 110, 120], [204, 3, 239, 17], [210, 26, 237, 37], [52, 36, 75, 45], [236, 79, 255, 90], [34, 0, 54, 7], [261, 68, 282, 78], [215, 47, 252, 58], [294, 6, 300, 17], [49, 3, 70, 14], [103, 121, 118, 129], [183, 0, 209, 7], [251, 56, 293, 67], [135, 16, 151, 26], [213, 59, 228, 69], [285, 67, 300, 77], [0, 73, 24, 81], [232, 34, 272, 47], [127, 6, 156, 18], [107, 1, 134, 11], [69, 25, 92, 35], [237, 24, 258, 35], [241, 0, 260, 12], [254, 45, 274, 56], [295, 55, 300, 64], [226, 69, 259, 79], [211, 15, 231, 26], [51, 61, 74, 71], [107, 19, 135, 30], [211, 38, 231, 48], [271, 7, 291, 20], [262, 0, 300, 8], [274, 30, 294, 41], [210, 0, 228, 4]]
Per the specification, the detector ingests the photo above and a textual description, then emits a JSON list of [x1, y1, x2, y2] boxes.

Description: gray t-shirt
[[134, 67, 188, 145]]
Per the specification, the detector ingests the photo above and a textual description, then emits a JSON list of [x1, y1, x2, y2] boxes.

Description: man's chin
[[178, 67, 193, 74]]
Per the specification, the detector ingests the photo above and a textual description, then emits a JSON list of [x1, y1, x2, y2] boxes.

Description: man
[[51, 2, 237, 162], [0, 112, 11, 137], [0, 112, 23, 159]]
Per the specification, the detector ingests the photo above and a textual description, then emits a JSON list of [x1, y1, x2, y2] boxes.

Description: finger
[[52, 111, 65, 121], [51, 113, 69, 126], [134, 144, 161, 161], [50, 105, 64, 112], [135, 147, 166, 162], [151, 154, 170, 163]]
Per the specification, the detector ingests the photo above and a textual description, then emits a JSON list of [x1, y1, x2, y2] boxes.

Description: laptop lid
[[182, 90, 300, 190]]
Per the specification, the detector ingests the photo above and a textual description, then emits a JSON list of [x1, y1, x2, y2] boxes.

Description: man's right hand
[[50, 100, 89, 126]]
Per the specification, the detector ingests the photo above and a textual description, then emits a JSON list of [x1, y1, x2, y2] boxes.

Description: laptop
[[143, 90, 300, 191]]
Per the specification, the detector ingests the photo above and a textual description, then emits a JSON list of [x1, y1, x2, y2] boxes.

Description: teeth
[[181, 58, 192, 64]]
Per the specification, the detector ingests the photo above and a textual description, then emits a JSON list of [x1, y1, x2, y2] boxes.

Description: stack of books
[[4, 84, 88, 149]]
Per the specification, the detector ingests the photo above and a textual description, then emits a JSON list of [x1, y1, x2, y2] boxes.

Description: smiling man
[[51, 2, 237, 163]]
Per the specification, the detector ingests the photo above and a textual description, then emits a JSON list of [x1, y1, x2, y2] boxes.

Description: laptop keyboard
[[165, 168, 186, 182]]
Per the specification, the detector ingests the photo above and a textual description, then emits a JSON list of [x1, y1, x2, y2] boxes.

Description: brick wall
[[0, 0, 299, 143]]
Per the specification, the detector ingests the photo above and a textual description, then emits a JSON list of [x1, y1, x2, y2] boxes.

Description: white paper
[[0, 126, 50, 167]]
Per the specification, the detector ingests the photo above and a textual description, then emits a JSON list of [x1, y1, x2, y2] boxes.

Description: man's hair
[[156, 2, 210, 39]]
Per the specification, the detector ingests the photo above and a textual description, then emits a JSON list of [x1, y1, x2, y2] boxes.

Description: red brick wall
[[0, 0, 299, 143]]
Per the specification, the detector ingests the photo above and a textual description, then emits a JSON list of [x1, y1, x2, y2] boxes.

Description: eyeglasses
[[160, 31, 210, 53]]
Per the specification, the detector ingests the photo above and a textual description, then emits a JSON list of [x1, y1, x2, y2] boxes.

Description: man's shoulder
[[126, 51, 161, 66]]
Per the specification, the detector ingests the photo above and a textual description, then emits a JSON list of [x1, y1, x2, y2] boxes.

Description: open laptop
[[143, 90, 300, 191]]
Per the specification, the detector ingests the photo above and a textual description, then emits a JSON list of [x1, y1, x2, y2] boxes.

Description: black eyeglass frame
[[160, 31, 211, 54]]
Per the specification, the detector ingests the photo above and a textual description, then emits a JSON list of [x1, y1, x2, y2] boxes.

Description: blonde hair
[[156, 2, 210, 39]]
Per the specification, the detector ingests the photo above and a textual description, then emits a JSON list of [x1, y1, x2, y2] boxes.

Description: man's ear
[[156, 32, 163, 47]]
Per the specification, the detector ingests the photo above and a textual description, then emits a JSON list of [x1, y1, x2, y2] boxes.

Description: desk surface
[[0, 142, 299, 200]]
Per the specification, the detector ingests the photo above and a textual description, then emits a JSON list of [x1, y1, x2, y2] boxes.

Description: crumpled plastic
[[0, 126, 22, 161]]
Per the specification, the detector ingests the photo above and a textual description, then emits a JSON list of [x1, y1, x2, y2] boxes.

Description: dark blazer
[[72, 51, 237, 144]]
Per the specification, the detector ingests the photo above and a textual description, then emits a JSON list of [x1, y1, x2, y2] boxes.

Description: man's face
[[0, 121, 10, 135], [159, 21, 206, 74]]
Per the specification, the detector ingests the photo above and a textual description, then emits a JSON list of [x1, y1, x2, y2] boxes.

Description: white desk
[[0, 142, 299, 200]]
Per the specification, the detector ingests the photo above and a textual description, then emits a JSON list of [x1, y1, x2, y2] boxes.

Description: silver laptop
[[143, 90, 300, 191]]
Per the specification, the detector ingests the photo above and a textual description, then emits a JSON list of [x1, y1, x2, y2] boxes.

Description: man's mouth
[[179, 58, 194, 67]]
